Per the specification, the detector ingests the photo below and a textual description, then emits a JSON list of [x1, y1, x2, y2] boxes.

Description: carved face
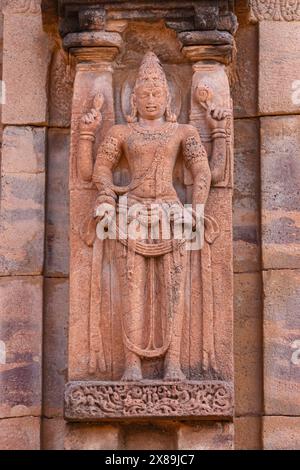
[[134, 85, 168, 120]]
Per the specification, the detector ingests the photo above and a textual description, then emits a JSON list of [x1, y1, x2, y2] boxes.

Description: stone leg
[[164, 249, 188, 380], [121, 251, 148, 381]]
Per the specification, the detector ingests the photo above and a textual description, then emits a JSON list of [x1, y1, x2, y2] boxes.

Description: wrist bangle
[[211, 133, 226, 140], [80, 132, 95, 142], [98, 190, 117, 201]]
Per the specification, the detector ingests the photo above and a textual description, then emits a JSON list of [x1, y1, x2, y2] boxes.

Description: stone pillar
[[63, 32, 123, 450], [178, 38, 234, 450], [0, 0, 51, 450], [249, 0, 300, 450]]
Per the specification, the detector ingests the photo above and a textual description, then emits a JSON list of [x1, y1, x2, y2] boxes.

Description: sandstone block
[[0, 277, 42, 418], [0, 172, 45, 275], [233, 119, 260, 273], [234, 417, 261, 450], [43, 278, 69, 417], [45, 129, 70, 276], [263, 270, 300, 416], [263, 417, 300, 450], [261, 116, 300, 269], [0, 417, 40, 450], [2, 4, 51, 124], [259, 21, 300, 115], [234, 273, 262, 416], [64, 424, 121, 450], [124, 424, 176, 450], [177, 422, 233, 450], [2, 126, 45, 174]]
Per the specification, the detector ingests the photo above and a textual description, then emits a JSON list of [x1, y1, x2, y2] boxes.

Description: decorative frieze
[[65, 381, 233, 420]]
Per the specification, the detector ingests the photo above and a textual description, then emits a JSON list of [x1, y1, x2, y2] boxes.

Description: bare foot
[[121, 366, 143, 382], [164, 365, 186, 381]]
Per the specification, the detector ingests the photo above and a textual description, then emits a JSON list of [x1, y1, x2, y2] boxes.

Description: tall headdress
[[134, 51, 168, 91], [127, 52, 176, 123]]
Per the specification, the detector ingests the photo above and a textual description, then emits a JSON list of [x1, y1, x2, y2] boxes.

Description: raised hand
[[80, 93, 104, 135], [196, 85, 231, 131]]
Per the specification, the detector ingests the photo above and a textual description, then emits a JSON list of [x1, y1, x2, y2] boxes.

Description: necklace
[[129, 121, 177, 140]]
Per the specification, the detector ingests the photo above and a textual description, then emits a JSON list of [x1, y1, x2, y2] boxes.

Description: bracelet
[[98, 189, 118, 201], [211, 129, 226, 140], [212, 134, 227, 140], [211, 128, 226, 135], [80, 132, 96, 142]]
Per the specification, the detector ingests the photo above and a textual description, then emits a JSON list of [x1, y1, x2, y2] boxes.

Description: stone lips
[[64, 381, 233, 420]]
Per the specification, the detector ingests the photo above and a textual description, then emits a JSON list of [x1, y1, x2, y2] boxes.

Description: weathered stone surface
[[232, 3, 258, 118], [177, 422, 233, 450], [259, 21, 300, 115], [2, 3, 51, 124], [263, 269, 300, 416], [0, 276, 42, 418], [45, 129, 70, 277], [0, 416, 40, 450], [234, 417, 261, 450], [2, 126, 45, 174], [263, 417, 300, 450], [64, 424, 121, 450], [63, 31, 123, 49], [42, 417, 66, 450], [49, 48, 75, 128], [43, 279, 69, 417], [0, 126, 46, 275], [233, 119, 260, 273], [182, 44, 233, 64], [179, 31, 233, 46], [0, 172, 45, 275], [65, 381, 233, 421], [261, 116, 300, 269], [124, 424, 176, 450], [234, 273, 262, 416]]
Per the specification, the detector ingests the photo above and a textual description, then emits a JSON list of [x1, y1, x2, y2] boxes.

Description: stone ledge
[[64, 380, 233, 421]]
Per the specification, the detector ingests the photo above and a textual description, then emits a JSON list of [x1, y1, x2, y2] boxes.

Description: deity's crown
[[134, 51, 168, 90]]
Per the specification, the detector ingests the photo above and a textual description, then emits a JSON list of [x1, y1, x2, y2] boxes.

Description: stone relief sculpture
[[62, 1, 235, 422], [76, 52, 230, 383]]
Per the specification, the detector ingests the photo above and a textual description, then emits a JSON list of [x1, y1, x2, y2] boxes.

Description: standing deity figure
[[79, 52, 226, 381]]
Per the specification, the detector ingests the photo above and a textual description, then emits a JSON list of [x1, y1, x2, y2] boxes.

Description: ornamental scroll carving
[[66, 19, 234, 421], [65, 381, 233, 420], [249, 0, 300, 21]]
